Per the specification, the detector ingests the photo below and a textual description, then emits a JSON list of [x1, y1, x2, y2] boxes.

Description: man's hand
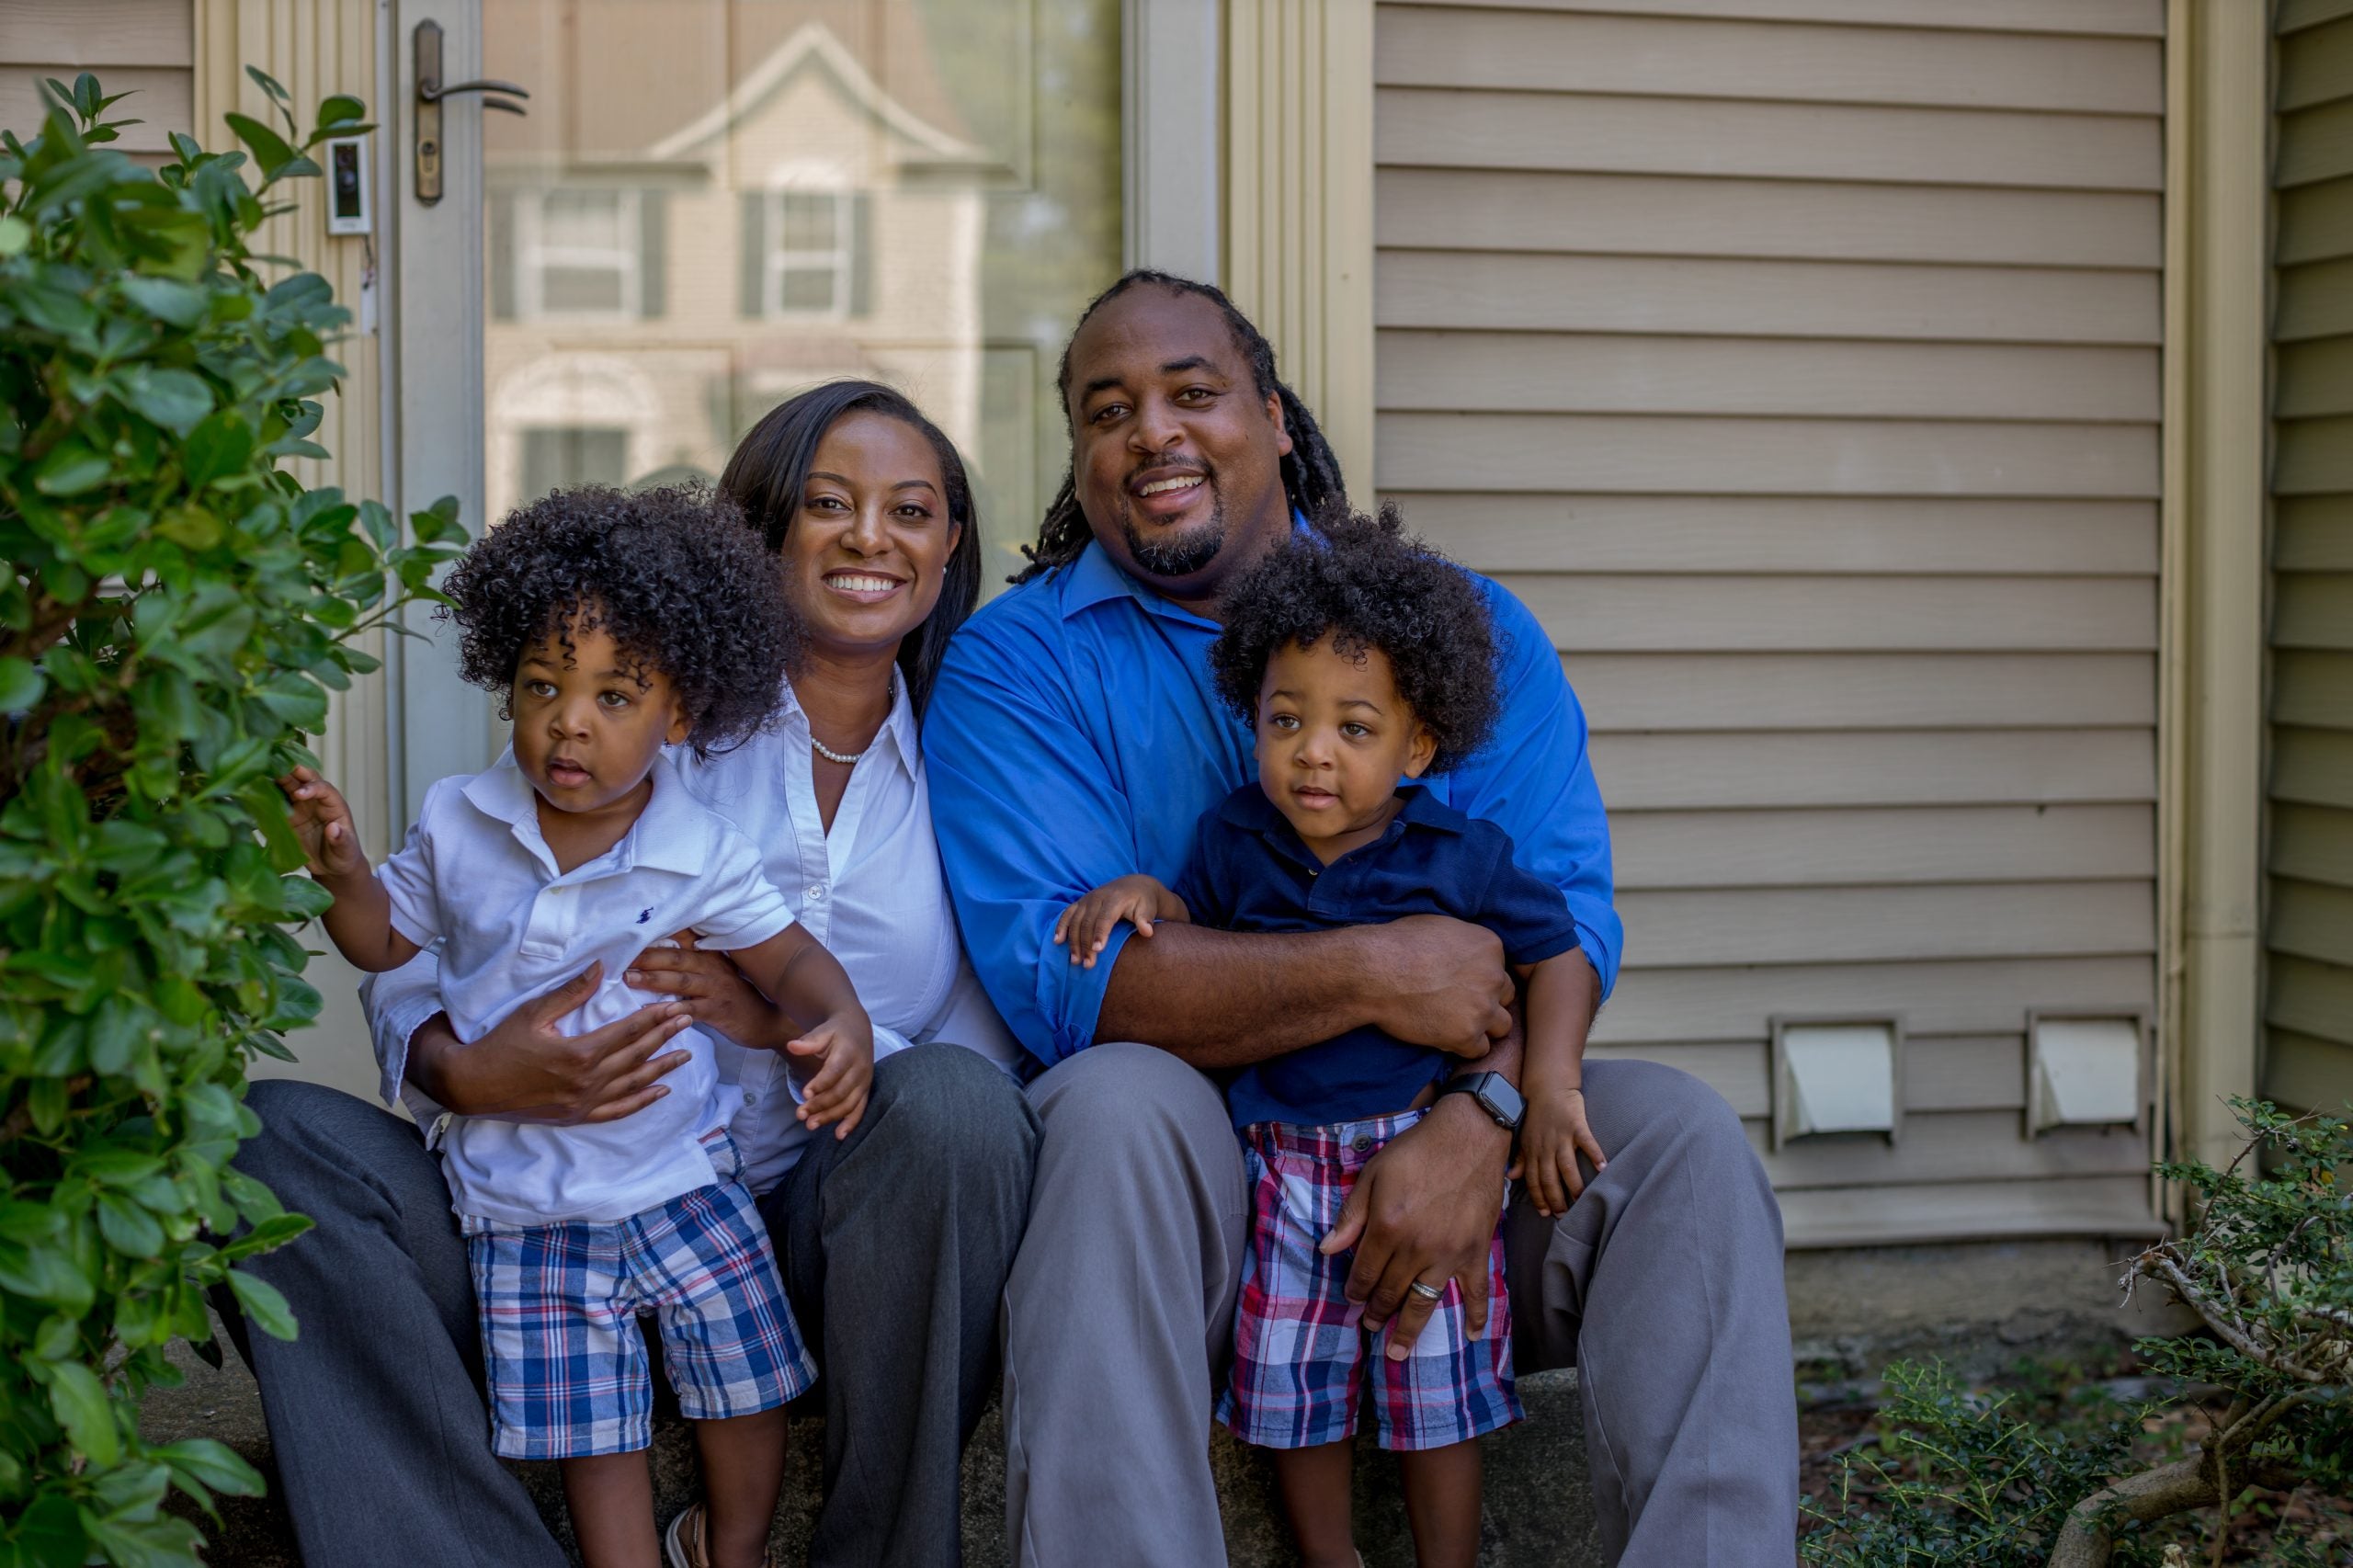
[[787, 1012, 874, 1140], [1320, 1093, 1511, 1359], [626, 930, 781, 1050], [1366, 915, 1515, 1059], [1512, 1085, 1608, 1219], [413, 961, 696, 1123]]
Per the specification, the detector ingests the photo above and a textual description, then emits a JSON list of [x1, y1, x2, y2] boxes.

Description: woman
[[230, 382, 1037, 1568]]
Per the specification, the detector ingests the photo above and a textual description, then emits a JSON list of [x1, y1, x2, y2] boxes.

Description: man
[[926, 271, 1799, 1565]]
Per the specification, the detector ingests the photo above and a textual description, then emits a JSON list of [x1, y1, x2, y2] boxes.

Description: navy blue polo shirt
[[1176, 783, 1584, 1131]]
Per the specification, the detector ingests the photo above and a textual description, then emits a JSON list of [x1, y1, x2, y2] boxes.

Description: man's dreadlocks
[[1012, 270, 1350, 585]]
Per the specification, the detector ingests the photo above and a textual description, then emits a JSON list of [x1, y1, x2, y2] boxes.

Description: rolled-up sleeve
[[1454, 579, 1624, 997], [925, 624, 1143, 1067], [360, 949, 449, 1120]]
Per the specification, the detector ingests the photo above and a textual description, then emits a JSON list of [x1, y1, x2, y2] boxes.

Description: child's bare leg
[[561, 1450, 659, 1568], [1399, 1440, 1482, 1568], [694, 1405, 790, 1568], [1272, 1437, 1358, 1568]]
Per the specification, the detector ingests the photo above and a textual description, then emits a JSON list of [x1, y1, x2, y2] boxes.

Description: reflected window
[[520, 426, 629, 501], [739, 186, 867, 321], [517, 189, 642, 319]]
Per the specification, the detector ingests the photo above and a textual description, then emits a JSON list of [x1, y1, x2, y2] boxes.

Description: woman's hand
[[278, 766, 369, 880], [788, 1011, 875, 1141], [626, 931, 782, 1050], [413, 962, 697, 1123], [1511, 1085, 1608, 1219], [1052, 874, 1189, 969]]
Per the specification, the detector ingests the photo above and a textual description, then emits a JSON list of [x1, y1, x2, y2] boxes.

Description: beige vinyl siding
[[0, 1, 194, 157], [1374, 0, 2165, 1246], [2268, 2, 2353, 1123]]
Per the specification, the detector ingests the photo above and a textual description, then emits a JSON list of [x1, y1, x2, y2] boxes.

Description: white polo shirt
[[378, 756, 795, 1225]]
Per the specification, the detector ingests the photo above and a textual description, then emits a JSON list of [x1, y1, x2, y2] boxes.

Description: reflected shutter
[[638, 190, 667, 319], [739, 192, 766, 318]]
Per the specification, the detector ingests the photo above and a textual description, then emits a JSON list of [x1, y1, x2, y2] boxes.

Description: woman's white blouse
[[364, 674, 1023, 1198]]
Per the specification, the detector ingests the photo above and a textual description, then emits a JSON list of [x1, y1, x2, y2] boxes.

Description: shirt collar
[[772, 672, 920, 783], [459, 753, 711, 879], [1055, 509, 1318, 627], [1215, 781, 1466, 856]]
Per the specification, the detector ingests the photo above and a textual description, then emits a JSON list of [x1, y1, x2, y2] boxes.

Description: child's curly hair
[[1210, 504, 1501, 773], [438, 483, 800, 756]]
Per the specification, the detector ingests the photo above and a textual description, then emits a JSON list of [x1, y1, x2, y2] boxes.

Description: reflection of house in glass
[[483, 10, 990, 525]]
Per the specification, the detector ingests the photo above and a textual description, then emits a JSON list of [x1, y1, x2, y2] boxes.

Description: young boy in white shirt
[[278, 484, 870, 1568]]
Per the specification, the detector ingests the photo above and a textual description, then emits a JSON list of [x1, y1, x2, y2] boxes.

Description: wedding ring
[[1406, 1279, 1445, 1301]]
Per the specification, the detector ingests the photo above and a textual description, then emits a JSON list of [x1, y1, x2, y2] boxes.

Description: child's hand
[[788, 1010, 874, 1141], [1509, 1085, 1608, 1219], [277, 766, 369, 880], [1052, 874, 1186, 969]]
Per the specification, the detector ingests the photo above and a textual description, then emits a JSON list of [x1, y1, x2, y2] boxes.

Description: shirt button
[[805, 883, 826, 902], [1350, 1133, 1374, 1153]]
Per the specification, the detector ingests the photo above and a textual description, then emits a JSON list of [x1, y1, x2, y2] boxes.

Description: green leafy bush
[[1802, 1098, 2353, 1567], [0, 73, 461, 1567]]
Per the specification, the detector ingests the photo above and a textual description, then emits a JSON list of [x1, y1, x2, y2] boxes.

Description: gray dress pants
[[1001, 1044, 1798, 1567], [225, 1041, 1038, 1568]]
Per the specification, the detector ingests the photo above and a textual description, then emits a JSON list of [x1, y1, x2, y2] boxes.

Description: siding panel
[[1375, 86, 2161, 189], [1405, 495, 2158, 575], [1380, 251, 2161, 344], [1376, 167, 2160, 267], [1377, 0, 2163, 1242]]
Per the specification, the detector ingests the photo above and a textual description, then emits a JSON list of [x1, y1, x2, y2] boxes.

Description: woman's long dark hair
[[1013, 269, 1351, 584], [720, 381, 981, 718]]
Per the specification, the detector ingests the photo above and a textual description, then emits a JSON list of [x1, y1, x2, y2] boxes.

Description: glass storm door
[[388, 0, 1125, 820]]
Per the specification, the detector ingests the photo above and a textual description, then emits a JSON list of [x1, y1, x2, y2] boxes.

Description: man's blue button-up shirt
[[924, 535, 1622, 1068]]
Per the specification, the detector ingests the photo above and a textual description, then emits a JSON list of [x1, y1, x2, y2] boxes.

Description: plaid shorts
[[1218, 1109, 1519, 1452], [461, 1134, 813, 1459]]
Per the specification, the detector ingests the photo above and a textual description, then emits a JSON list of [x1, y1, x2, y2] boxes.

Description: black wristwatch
[[1437, 1071, 1525, 1133]]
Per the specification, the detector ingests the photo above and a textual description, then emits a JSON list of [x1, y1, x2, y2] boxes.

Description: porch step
[[141, 1337, 1602, 1566]]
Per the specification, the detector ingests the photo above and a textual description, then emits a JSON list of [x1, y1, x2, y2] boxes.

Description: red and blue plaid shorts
[[462, 1134, 813, 1459], [1218, 1108, 1520, 1452]]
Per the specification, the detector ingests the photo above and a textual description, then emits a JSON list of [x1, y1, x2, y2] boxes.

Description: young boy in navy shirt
[[1054, 507, 1607, 1568]]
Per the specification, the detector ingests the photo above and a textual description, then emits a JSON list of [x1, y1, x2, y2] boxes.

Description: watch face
[[1472, 1074, 1525, 1129]]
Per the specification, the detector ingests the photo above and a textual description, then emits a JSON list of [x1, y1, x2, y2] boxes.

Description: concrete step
[[142, 1338, 1602, 1566]]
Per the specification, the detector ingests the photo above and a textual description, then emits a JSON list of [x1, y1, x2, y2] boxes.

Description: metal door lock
[[413, 19, 528, 205]]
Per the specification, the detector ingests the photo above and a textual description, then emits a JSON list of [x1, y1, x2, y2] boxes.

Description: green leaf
[[153, 1437, 265, 1499], [44, 1360, 118, 1467], [96, 1194, 165, 1259], [225, 1268, 297, 1341], [10, 1493, 86, 1567], [316, 95, 368, 130], [222, 112, 298, 179], [0, 214, 30, 256], [410, 494, 464, 544], [118, 276, 207, 331], [0, 655, 44, 710], [120, 368, 214, 434], [244, 64, 293, 108], [178, 412, 254, 489], [31, 441, 111, 497]]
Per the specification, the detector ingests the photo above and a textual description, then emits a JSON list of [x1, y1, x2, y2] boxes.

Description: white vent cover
[[2029, 1016, 2143, 1133], [1772, 1019, 1901, 1150]]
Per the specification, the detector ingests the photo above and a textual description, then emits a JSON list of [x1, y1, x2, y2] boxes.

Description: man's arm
[[1092, 917, 1514, 1068]]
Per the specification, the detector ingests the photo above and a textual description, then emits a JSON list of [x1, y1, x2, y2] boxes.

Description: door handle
[[413, 19, 528, 206]]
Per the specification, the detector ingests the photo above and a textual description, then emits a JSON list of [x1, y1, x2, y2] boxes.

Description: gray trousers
[[1002, 1044, 1799, 1567], [226, 1042, 1038, 1568]]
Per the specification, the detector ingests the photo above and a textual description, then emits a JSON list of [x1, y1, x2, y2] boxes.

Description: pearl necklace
[[810, 674, 894, 767]]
